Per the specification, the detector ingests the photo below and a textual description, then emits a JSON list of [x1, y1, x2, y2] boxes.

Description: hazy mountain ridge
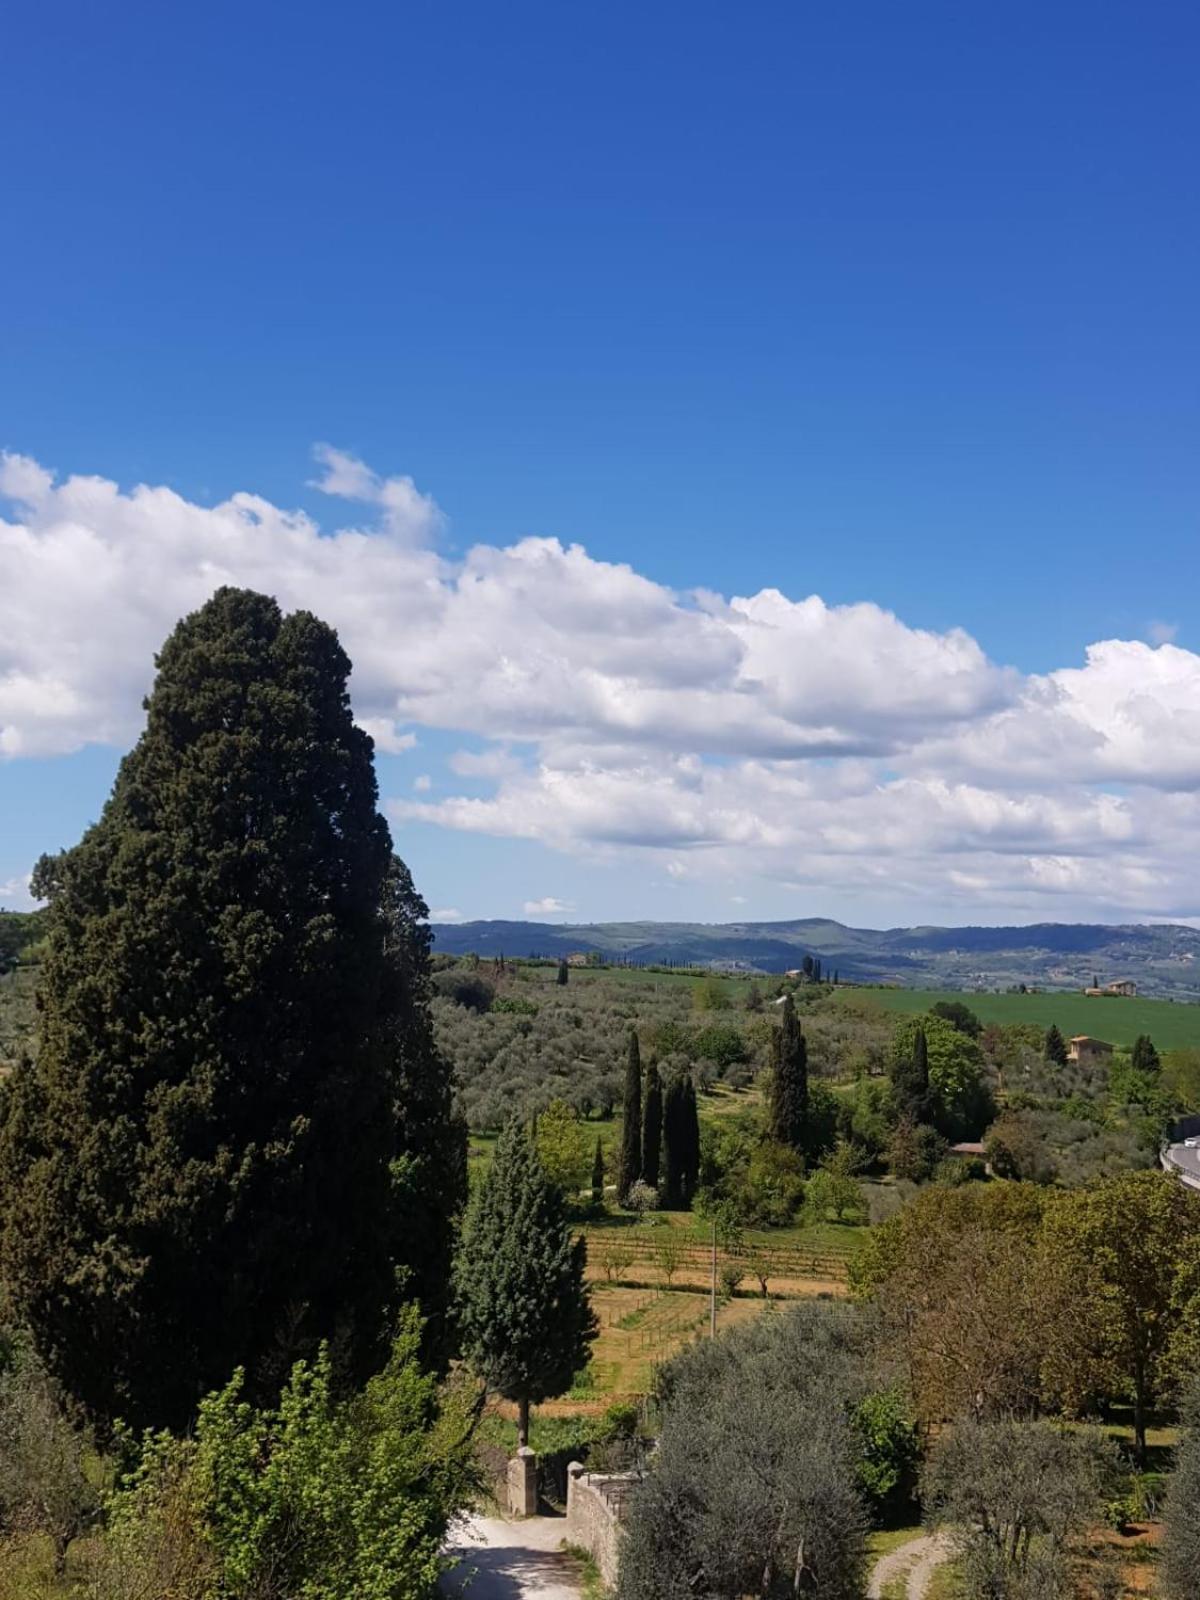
[[430, 917, 1200, 997]]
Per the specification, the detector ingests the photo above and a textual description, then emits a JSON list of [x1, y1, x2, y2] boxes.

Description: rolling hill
[[430, 916, 1200, 999]]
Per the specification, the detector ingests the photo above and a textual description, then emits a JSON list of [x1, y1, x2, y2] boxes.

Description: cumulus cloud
[[4, 446, 1200, 919], [523, 897, 572, 916]]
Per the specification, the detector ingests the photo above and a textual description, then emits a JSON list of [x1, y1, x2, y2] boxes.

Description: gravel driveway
[[439, 1512, 583, 1600]]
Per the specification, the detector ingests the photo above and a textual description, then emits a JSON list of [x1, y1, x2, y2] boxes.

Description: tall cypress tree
[[1131, 1034, 1161, 1077], [890, 1024, 932, 1125], [619, 1030, 643, 1203], [591, 1137, 605, 1208], [642, 1062, 663, 1189], [681, 1077, 700, 1203], [661, 1076, 685, 1208], [768, 993, 808, 1154], [456, 1119, 596, 1445], [0, 588, 462, 1431], [1044, 1023, 1068, 1067]]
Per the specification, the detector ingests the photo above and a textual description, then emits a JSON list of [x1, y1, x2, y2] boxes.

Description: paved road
[[439, 1512, 582, 1600], [868, 1532, 952, 1600], [1163, 1142, 1200, 1190]]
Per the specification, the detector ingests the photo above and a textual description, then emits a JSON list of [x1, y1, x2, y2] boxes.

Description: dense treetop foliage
[[0, 588, 462, 1432]]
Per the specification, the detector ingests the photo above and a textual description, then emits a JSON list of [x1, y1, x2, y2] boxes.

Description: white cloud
[[0, 873, 36, 910], [523, 897, 572, 916], [1149, 620, 1178, 646], [428, 907, 465, 923], [413, 773, 432, 792], [5, 447, 1200, 920], [309, 444, 444, 546]]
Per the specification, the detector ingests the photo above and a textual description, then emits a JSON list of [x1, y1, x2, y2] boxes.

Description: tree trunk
[[1133, 1379, 1146, 1466], [518, 1395, 531, 1449]]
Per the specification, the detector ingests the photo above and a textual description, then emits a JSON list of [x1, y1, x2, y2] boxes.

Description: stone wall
[[565, 1462, 639, 1588]]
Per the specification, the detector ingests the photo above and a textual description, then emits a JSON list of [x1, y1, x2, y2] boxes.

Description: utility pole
[[710, 1216, 717, 1337]]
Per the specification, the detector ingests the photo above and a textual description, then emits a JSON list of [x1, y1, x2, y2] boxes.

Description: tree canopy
[[0, 588, 461, 1432], [455, 1118, 596, 1444]]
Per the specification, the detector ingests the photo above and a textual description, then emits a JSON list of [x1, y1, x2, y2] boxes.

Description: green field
[[837, 984, 1200, 1050]]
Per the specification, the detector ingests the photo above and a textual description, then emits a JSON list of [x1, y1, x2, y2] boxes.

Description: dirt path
[[439, 1511, 582, 1600], [868, 1531, 952, 1600]]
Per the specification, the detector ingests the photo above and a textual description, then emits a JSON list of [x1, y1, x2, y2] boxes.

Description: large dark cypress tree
[[642, 1062, 663, 1189], [619, 1030, 643, 1204], [456, 1118, 596, 1445], [768, 993, 808, 1154], [0, 588, 462, 1431]]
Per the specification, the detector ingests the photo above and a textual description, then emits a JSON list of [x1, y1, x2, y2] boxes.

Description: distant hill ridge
[[430, 916, 1200, 998]]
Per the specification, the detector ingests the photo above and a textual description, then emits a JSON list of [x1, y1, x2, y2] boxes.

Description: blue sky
[[2, 1, 1199, 927]]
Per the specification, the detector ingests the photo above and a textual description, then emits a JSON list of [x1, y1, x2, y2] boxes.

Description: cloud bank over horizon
[[3, 447, 1198, 923]]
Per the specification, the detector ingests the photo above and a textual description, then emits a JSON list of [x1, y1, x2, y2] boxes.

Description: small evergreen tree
[[1044, 1023, 1068, 1066], [642, 1062, 663, 1188], [556, 957, 569, 986], [591, 1137, 605, 1208], [456, 1120, 596, 1445], [768, 994, 808, 1153], [619, 1030, 643, 1204], [1131, 1033, 1161, 1077]]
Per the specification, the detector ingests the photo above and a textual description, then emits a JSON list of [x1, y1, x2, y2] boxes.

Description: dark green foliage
[[767, 993, 808, 1153], [0, 589, 461, 1432], [890, 1024, 933, 1124], [1131, 1033, 1161, 1077], [619, 1031, 643, 1203], [661, 1073, 700, 1207], [931, 999, 982, 1038], [431, 968, 495, 1012], [455, 1119, 596, 1445], [642, 1062, 663, 1188], [556, 957, 569, 985], [690, 1021, 748, 1069], [0, 909, 47, 975], [1044, 1023, 1068, 1066], [618, 1304, 869, 1600], [1163, 1381, 1200, 1598], [591, 1137, 605, 1207]]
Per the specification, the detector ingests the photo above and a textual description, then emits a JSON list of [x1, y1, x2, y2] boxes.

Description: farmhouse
[[1067, 1035, 1114, 1069], [1084, 978, 1138, 997]]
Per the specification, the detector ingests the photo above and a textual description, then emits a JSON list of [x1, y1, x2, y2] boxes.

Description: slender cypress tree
[[1044, 1023, 1069, 1067], [890, 1024, 932, 1125], [768, 993, 808, 1154], [681, 1077, 700, 1203], [1131, 1034, 1161, 1077], [619, 1030, 643, 1203], [456, 1119, 597, 1445], [591, 1137, 605, 1208], [0, 589, 462, 1432], [557, 957, 569, 986], [642, 1062, 663, 1189], [661, 1076, 686, 1208]]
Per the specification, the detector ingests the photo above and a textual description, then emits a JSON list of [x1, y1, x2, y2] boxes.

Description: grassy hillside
[[838, 984, 1200, 1050]]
